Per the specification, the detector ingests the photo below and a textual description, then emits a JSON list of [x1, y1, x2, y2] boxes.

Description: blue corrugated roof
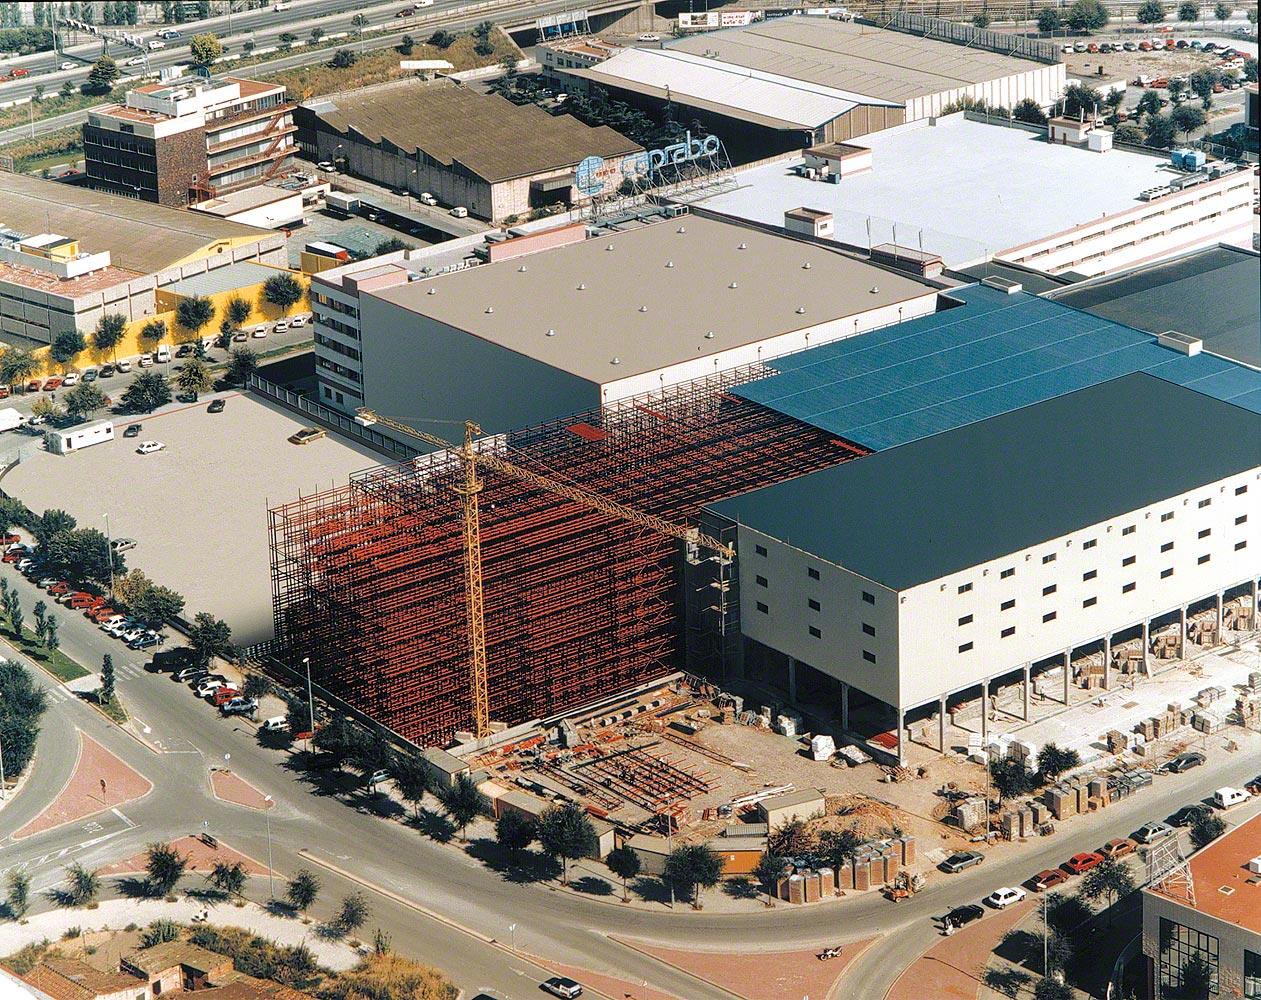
[[735, 285, 1261, 450]]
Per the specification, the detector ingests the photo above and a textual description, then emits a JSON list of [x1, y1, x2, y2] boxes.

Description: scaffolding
[[269, 371, 865, 746]]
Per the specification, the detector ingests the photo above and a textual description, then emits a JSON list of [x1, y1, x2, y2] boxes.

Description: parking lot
[[2, 391, 383, 645]]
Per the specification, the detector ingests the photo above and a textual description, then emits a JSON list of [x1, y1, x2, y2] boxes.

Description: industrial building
[[308, 211, 938, 422], [83, 76, 296, 207], [295, 79, 643, 223], [545, 16, 1064, 161], [1141, 813, 1261, 999], [0, 173, 283, 349], [685, 115, 1255, 277]]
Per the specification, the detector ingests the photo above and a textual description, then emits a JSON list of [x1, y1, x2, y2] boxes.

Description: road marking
[[111, 808, 135, 829], [82, 821, 102, 833]]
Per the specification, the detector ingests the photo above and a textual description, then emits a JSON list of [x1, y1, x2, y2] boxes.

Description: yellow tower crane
[[355, 409, 735, 739]]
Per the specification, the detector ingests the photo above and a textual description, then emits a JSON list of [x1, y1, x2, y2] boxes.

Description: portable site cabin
[[45, 420, 114, 455]]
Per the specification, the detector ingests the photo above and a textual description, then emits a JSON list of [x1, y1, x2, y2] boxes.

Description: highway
[[2, 542, 1261, 998]]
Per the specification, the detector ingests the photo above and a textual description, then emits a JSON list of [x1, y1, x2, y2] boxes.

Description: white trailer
[[0, 408, 27, 433], [45, 420, 115, 455]]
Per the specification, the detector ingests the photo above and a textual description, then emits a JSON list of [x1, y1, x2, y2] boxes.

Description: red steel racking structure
[[269, 366, 866, 746]]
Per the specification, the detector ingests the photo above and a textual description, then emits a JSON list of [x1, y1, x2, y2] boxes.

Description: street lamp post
[[303, 656, 314, 750], [264, 795, 275, 897], [508, 922, 516, 951]]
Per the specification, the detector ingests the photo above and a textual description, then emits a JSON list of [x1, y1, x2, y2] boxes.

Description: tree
[[1033, 980, 1073, 1000], [34, 84, 45, 103], [285, 695, 312, 739], [1172, 104, 1207, 137], [1036, 743, 1080, 782], [1036, 6, 1062, 30], [1066, 0, 1109, 30], [663, 843, 723, 908], [207, 860, 248, 897], [310, 26, 324, 44], [278, 30, 296, 50], [1136, 89, 1165, 121], [972, 12, 991, 27], [139, 919, 181, 947], [605, 845, 641, 901], [5, 869, 31, 920], [177, 357, 213, 401], [121, 371, 172, 413], [226, 297, 252, 328], [398, 33, 415, 55], [176, 295, 215, 338], [329, 48, 357, 68], [1244, 57, 1258, 82], [85, 56, 118, 94], [64, 862, 101, 906], [130, 584, 184, 626], [92, 313, 126, 361], [63, 383, 109, 420], [1061, 82, 1102, 119], [44, 614, 59, 654], [391, 754, 431, 817], [263, 273, 303, 316], [1014, 98, 1048, 125], [189, 32, 221, 66], [139, 319, 166, 345], [817, 827, 863, 868], [751, 852, 788, 906], [428, 29, 454, 48], [187, 612, 232, 667], [1178, 0, 1199, 19], [242, 674, 271, 700], [101, 654, 116, 706], [1189, 67, 1220, 108], [537, 802, 597, 884], [313, 713, 367, 770], [33, 600, 50, 647], [144, 842, 188, 896], [475, 37, 494, 56], [991, 758, 1037, 800], [440, 772, 482, 840], [495, 810, 537, 860], [50, 330, 87, 372], [1146, 113, 1178, 147], [1179, 955, 1213, 1000], [286, 869, 321, 915], [336, 892, 370, 936], [1190, 812, 1226, 850], [228, 347, 259, 387], [350, 734, 392, 781], [1079, 857, 1136, 923], [0, 348, 40, 390], [1137, 0, 1166, 22], [375, 237, 412, 255], [768, 817, 816, 857], [350, 13, 367, 27], [34, 508, 76, 548], [6, 591, 23, 641]]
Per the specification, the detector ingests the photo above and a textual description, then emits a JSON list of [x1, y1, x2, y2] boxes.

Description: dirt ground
[[1062, 41, 1240, 87]]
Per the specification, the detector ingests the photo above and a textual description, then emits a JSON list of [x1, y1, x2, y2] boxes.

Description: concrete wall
[[905, 63, 1066, 119], [1142, 887, 1261, 999]]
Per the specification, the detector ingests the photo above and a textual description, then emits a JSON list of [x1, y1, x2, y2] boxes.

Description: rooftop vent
[[427, 288, 436, 295], [610, 357, 621, 365], [803, 262, 812, 269], [870, 286, 879, 293], [665, 260, 674, 268], [704, 331, 715, 339], [485, 306, 494, 314], [677, 226, 686, 233], [1218, 886, 1236, 896], [1158, 330, 1203, 356], [737, 242, 747, 250], [729, 282, 738, 289], [981, 275, 1023, 295], [606, 244, 615, 251], [546, 329, 556, 337], [577, 283, 586, 290], [796, 307, 806, 314], [518, 265, 527, 272], [638, 305, 648, 312]]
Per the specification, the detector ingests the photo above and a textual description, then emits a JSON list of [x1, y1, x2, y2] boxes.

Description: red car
[[43, 377, 63, 391], [68, 592, 100, 609], [1, 535, 19, 546], [26, 379, 43, 392], [89, 605, 117, 621], [1100, 838, 1137, 860], [211, 686, 241, 706], [1030, 869, 1070, 892], [1064, 851, 1105, 875]]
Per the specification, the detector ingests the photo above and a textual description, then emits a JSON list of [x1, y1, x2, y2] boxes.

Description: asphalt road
[[3, 558, 1260, 1000]]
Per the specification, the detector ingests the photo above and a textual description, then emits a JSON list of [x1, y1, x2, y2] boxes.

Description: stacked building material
[[1150, 626, 1181, 659]]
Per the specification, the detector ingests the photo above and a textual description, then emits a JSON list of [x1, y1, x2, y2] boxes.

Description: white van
[[450, 206, 468, 218], [1213, 787, 1252, 810], [148, 39, 165, 50], [155, 344, 171, 363]]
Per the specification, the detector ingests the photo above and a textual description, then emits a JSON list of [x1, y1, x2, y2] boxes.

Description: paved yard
[[3, 391, 384, 645]]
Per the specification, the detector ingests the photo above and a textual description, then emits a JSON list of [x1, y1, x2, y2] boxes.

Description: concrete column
[[1179, 606, 1187, 659], [787, 656, 798, 705], [980, 679, 989, 743], [1063, 648, 1072, 704], [1103, 633, 1112, 691], [1022, 663, 1031, 721], [897, 706, 907, 767], [840, 681, 850, 731], [939, 694, 948, 752], [1142, 619, 1151, 677], [1253, 579, 1259, 630], [1216, 591, 1224, 637]]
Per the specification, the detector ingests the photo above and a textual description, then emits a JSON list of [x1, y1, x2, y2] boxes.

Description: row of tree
[[0, 659, 48, 784]]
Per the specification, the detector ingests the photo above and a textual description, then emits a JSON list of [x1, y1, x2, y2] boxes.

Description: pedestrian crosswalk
[[45, 686, 74, 704], [115, 662, 146, 681]]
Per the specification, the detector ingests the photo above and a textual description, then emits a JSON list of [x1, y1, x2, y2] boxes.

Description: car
[[232, 331, 248, 342], [47, 582, 72, 596], [1123, 41, 1138, 50], [15, 558, 34, 571], [317, 161, 335, 171], [211, 686, 241, 706], [82, 367, 98, 382], [138, 353, 153, 368], [99, 364, 115, 378], [262, 716, 289, 732], [123, 423, 142, 438], [197, 679, 228, 697], [396, 6, 415, 15], [540, 978, 584, 999], [367, 768, 391, 786], [939, 851, 985, 874], [62, 373, 79, 387], [129, 633, 164, 650], [37, 577, 61, 589], [1163, 752, 1206, 773], [1176, 38, 1189, 47], [120, 627, 149, 643], [288, 426, 327, 446], [1136, 821, 1175, 844], [1064, 851, 1105, 875], [116, 359, 132, 373], [1073, 41, 1087, 52], [176, 666, 209, 682], [208, 399, 226, 413], [111, 537, 138, 552], [943, 903, 985, 928], [221, 697, 258, 716], [274, 320, 289, 333], [291, 314, 308, 327], [1100, 838, 1137, 859], [126, 55, 147, 66], [26, 379, 44, 392], [1030, 869, 1070, 892], [1168, 804, 1212, 827], [60, 60, 77, 70], [175, 344, 192, 358], [450, 206, 468, 218], [637, 32, 661, 41], [44, 377, 63, 391], [89, 607, 118, 623], [136, 440, 165, 454], [252, 325, 268, 338]]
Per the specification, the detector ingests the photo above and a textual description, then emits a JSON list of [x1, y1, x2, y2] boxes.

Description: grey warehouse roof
[[1048, 246, 1261, 370], [163, 260, 285, 298], [369, 215, 936, 383], [668, 16, 1048, 103], [711, 374, 1261, 591]]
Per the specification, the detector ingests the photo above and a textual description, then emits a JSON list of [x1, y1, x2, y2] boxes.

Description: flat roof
[[1149, 812, 1261, 935], [687, 116, 1180, 269], [711, 374, 1261, 590], [304, 79, 641, 184], [164, 260, 285, 298], [667, 16, 1048, 103], [191, 185, 302, 216], [368, 215, 937, 383], [0, 261, 138, 296], [734, 284, 1261, 452], [0, 173, 273, 277], [1048, 245, 1261, 369]]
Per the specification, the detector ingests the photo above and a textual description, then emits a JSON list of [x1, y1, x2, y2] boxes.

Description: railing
[[866, 11, 1061, 63], [247, 373, 419, 460]]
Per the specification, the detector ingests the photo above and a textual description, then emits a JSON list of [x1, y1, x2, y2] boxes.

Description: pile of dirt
[[816, 794, 906, 840]]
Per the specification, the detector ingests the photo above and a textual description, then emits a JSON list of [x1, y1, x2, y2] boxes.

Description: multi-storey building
[[83, 76, 295, 207]]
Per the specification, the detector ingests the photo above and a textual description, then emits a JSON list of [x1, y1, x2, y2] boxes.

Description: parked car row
[[173, 665, 258, 718]]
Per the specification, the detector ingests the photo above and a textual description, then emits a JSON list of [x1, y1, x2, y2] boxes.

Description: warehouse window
[[862, 592, 875, 605], [1238, 515, 1249, 525], [809, 626, 822, 639], [1083, 596, 1097, 608], [1245, 949, 1260, 999], [1161, 511, 1175, 522], [862, 623, 876, 636], [958, 614, 973, 626], [755, 575, 768, 587], [1042, 552, 1057, 564], [755, 544, 767, 557], [1123, 582, 1136, 594], [1082, 538, 1097, 550], [1236, 484, 1248, 496], [958, 582, 973, 594], [1198, 554, 1211, 564], [1122, 524, 1136, 536], [1198, 498, 1212, 508], [809, 599, 821, 612], [1237, 540, 1248, 551], [1159, 919, 1218, 997], [958, 642, 973, 653], [862, 650, 876, 663], [1198, 528, 1211, 539], [1001, 567, 1015, 579], [1083, 569, 1097, 581], [807, 567, 820, 580], [1043, 611, 1057, 623], [756, 602, 768, 614], [1043, 584, 1057, 596], [1001, 626, 1016, 638], [1123, 555, 1136, 567], [1161, 568, 1174, 579], [1001, 599, 1015, 611], [1162, 541, 1174, 552]]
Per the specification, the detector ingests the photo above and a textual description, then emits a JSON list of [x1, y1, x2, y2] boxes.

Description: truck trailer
[[45, 420, 115, 455]]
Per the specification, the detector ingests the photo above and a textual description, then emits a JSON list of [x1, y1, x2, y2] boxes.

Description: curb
[[609, 936, 755, 1000]]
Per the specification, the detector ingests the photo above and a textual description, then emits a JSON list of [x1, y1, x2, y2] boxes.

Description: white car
[[290, 314, 308, 327], [126, 55, 147, 66], [60, 61, 76, 70], [196, 679, 227, 697], [637, 33, 660, 41], [252, 325, 268, 338], [450, 206, 468, 218], [273, 320, 289, 333], [138, 353, 153, 368], [62, 373, 79, 387], [136, 440, 165, 454], [116, 359, 133, 373], [986, 887, 1027, 909]]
